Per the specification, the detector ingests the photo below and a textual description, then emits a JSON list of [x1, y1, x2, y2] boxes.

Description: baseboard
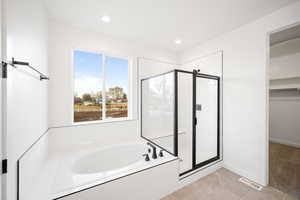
[[177, 161, 223, 189], [270, 138, 300, 148]]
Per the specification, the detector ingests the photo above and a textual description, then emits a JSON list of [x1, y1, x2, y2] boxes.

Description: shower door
[[193, 72, 220, 168], [177, 70, 220, 176]]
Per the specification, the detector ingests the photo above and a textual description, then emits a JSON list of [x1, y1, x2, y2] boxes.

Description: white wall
[[49, 121, 139, 153], [181, 51, 223, 76], [0, 0, 3, 198], [178, 1, 300, 185], [5, 0, 48, 199], [269, 37, 300, 148], [48, 20, 177, 128], [270, 37, 300, 79], [138, 58, 176, 79], [269, 98, 300, 147]]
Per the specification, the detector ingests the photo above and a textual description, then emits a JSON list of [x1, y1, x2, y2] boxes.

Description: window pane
[[73, 50, 103, 122], [105, 56, 128, 119]]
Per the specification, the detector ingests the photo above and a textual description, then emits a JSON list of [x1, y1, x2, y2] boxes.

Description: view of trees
[[74, 88, 128, 122]]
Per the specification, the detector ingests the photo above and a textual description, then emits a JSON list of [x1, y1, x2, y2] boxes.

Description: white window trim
[[71, 49, 133, 125]]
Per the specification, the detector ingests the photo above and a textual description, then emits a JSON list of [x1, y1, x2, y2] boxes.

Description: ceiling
[[44, 0, 299, 52], [271, 24, 300, 45]]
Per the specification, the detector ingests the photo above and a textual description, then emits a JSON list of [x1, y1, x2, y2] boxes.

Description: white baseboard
[[177, 161, 223, 189], [270, 138, 300, 148]]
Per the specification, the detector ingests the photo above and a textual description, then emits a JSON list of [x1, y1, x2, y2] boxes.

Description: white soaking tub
[[72, 143, 147, 174], [52, 141, 178, 199]]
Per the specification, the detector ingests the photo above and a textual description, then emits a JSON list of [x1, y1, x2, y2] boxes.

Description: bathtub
[[52, 141, 178, 199], [72, 143, 147, 174]]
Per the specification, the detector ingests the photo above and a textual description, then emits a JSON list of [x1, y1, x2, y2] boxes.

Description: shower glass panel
[[141, 72, 175, 154], [195, 75, 220, 167], [177, 72, 193, 173]]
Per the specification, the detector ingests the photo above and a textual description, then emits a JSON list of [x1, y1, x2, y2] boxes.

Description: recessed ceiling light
[[175, 39, 181, 44], [101, 16, 111, 23]]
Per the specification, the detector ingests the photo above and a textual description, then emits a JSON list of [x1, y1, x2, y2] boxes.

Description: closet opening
[[268, 23, 300, 199]]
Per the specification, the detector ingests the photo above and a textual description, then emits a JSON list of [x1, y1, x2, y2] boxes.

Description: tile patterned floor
[[161, 168, 300, 200], [269, 142, 300, 198]]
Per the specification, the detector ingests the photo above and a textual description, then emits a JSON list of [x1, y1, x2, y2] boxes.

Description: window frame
[[71, 48, 133, 125]]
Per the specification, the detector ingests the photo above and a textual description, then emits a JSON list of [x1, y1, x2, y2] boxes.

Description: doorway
[[268, 24, 300, 198]]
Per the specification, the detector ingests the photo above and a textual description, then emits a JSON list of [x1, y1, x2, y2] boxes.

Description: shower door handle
[[194, 117, 197, 125], [196, 104, 202, 111]]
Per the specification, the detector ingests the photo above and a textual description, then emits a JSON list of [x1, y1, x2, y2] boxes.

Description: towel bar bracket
[[1, 61, 8, 78]]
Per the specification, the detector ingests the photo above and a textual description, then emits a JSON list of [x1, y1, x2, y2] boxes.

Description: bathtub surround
[[18, 132, 52, 200], [52, 143, 178, 199], [18, 119, 223, 200], [18, 121, 141, 200], [19, 135, 179, 200], [56, 159, 179, 200]]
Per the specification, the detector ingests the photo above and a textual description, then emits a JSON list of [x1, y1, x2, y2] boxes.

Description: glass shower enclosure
[[141, 69, 221, 176]]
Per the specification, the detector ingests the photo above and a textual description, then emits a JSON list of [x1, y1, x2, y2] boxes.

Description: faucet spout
[[147, 142, 157, 159]]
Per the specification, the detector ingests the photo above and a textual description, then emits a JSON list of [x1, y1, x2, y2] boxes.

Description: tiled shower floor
[[162, 168, 299, 200]]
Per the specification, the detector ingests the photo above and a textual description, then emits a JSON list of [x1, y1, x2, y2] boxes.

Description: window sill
[[71, 118, 136, 127]]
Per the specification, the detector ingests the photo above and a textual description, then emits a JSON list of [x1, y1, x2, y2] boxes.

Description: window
[[73, 50, 129, 123]]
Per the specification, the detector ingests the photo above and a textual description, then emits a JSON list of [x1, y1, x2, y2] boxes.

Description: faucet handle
[[159, 149, 164, 157], [143, 154, 150, 161]]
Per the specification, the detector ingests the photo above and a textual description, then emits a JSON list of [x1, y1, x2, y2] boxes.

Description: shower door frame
[[140, 69, 221, 176], [192, 70, 220, 172], [176, 70, 221, 176], [140, 70, 179, 156]]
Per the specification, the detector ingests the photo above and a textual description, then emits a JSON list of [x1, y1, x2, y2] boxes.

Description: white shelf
[[270, 76, 300, 81], [270, 77, 300, 90], [270, 84, 300, 90]]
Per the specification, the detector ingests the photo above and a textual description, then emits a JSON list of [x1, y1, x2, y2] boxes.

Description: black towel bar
[[2, 57, 49, 81]]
